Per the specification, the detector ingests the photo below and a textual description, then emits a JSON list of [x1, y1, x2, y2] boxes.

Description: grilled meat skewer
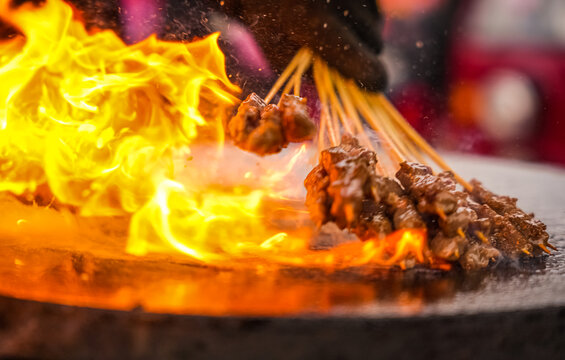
[[227, 93, 316, 155], [304, 136, 549, 270], [469, 179, 550, 253], [304, 134, 423, 241]]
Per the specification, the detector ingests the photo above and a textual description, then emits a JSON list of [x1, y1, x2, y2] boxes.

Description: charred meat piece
[[304, 135, 388, 238], [396, 163, 477, 237], [395, 162, 508, 268], [459, 243, 501, 271], [372, 176, 402, 203], [384, 192, 426, 230], [469, 202, 533, 256], [396, 162, 460, 216], [320, 133, 378, 172], [469, 180, 549, 250], [429, 232, 468, 262], [325, 158, 370, 228], [470, 179, 518, 214], [304, 134, 422, 242], [278, 94, 317, 142], [353, 200, 392, 241], [439, 206, 477, 238], [227, 93, 265, 145], [227, 93, 316, 155], [304, 164, 331, 227], [304, 135, 378, 231], [322, 136, 377, 229], [371, 176, 425, 230], [245, 104, 285, 155], [467, 217, 494, 248]]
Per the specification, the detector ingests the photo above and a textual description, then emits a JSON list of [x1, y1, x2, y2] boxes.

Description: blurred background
[[380, 0, 565, 166], [6, 0, 564, 166]]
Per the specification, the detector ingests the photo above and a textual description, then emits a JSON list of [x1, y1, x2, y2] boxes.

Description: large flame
[[0, 0, 429, 269]]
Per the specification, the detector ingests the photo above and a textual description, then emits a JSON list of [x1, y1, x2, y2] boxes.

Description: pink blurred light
[[213, 19, 273, 78], [121, 0, 162, 43]]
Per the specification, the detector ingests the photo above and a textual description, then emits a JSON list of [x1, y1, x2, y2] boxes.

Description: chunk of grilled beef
[[459, 244, 501, 271], [368, 171, 425, 229], [304, 134, 412, 241], [396, 162, 460, 216], [227, 93, 316, 155], [304, 164, 331, 227], [439, 206, 477, 237], [323, 141, 376, 229], [278, 94, 317, 142], [384, 192, 426, 230], [227, 92, 265, 146], [429, 232, 467, 262], [469, 179, 549, 250], [469, 201, 533, 256], [353, 200, 393, 241], [395, 162, 512, 268], [245, 104, 285, 155], [396, 163, 478, 237]]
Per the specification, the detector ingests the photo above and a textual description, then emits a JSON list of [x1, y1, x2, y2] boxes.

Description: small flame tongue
[[0, 0, 428, 269]]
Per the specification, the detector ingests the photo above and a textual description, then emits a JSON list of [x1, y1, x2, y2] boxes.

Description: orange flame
[[0, 0, 429, 270]]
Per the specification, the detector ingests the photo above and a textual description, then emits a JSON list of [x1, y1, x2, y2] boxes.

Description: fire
[[0, 0, 429, 270]]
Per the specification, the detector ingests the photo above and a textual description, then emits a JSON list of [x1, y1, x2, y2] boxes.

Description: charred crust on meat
[[304, 134, 423, 243], [227, 93, 316, 156], [469, 179, 549, 254]]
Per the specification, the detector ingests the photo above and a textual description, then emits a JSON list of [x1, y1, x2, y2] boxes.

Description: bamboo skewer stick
[[401, 133, 428, 164], [370, 97, 427, 164], [281, 75, 296, 97], [320, 65, 354, 136], [313, 59, 339, 146], [294, 76, 302, 96], [331, 71, 391, 174], [374, 94, 473, 192], [280, 50, 311, 98], [293, 49, 312, 96], [345, 82, 404, 164], [318, 110, 328, 152], [264, 48, 310, 104], [367, 95, 427, 164], [318, 61, 342, 146], [333, 71, 375, 151], [314, 60, 352, 141], [369, 102, 413, 162], [329, 106, 340, 146], [538, 244, 551, 254]]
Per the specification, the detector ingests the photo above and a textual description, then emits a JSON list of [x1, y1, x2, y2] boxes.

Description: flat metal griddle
[[0, 155, 564, 359]]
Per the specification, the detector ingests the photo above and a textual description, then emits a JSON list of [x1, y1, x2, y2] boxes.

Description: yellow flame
[[0, 0, 430, 270], [0, 0, 238, 213]]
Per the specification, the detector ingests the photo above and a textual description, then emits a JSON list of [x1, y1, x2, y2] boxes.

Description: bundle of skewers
[[226, 48, 555, 271]]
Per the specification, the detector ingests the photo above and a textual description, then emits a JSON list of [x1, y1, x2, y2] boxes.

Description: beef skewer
[[226, 92, 316, 155], [468, 201, 533, 256], [304, 134, 424, 243], [372, 176, 425, 230], [469, 179, 551, 254], [394, 161, 502, 269], [305, 134, 392, 240], [304, 136, 506, 270], [260, 48, 553, 270]]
